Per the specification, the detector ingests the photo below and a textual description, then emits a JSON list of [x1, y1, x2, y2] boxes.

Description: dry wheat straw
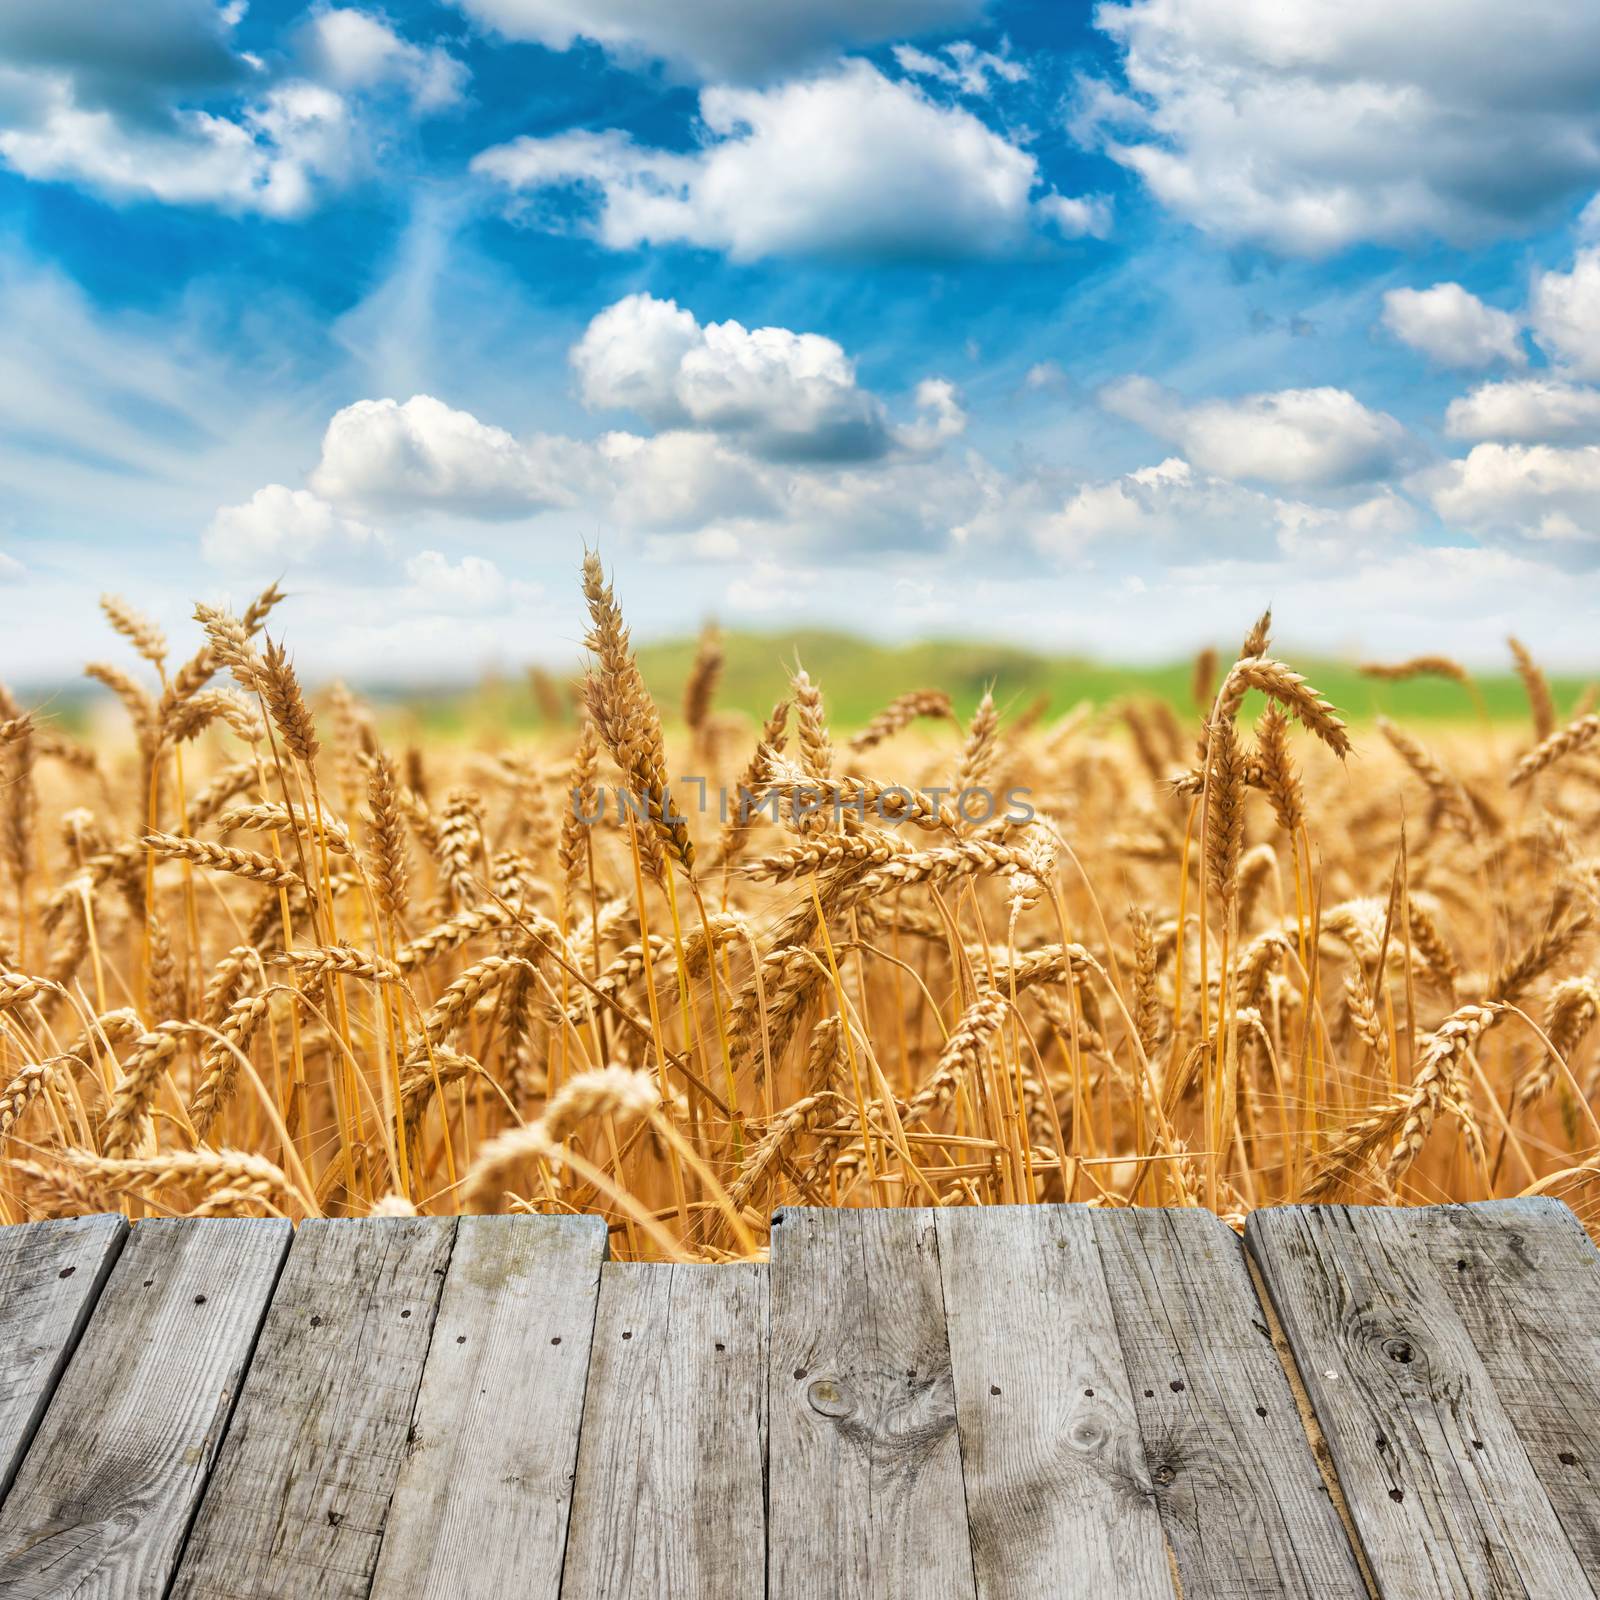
[[7, 561, 1600, 1255]]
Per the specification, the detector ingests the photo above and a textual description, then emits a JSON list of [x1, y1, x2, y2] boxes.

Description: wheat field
[[1, 558, 1598, 1255]]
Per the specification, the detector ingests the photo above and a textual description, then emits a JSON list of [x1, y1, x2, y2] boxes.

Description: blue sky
[[5, 0, 1600, 678]]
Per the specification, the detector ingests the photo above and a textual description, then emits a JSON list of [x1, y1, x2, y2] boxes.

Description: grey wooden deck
[[0, 1200, 1595, 1598]]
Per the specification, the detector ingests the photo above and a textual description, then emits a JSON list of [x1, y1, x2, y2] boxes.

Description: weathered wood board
[[1412, 1199, 1600, 1579], [1248, 1204, 1597, 1598], [368, 1214, 608, 1600], [559, 1260, 767, 1599], [1095, 1207, 1370, 1599], [767, 1206, 977, 1600], [0, 1198, 1591, 1599], [0, 1217, 290, 1599], [936, 1205, 1174, 1599], [168, 1217, 455, 1600], [0, 1213, 126, 1503]]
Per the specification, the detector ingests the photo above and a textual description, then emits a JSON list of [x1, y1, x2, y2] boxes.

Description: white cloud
[[1036, 457, 1279, 560], [1380, 283, 1525, 369], [447, 0, 986, 82], [597, 430, 777, 531], [202, 484, 383, 568], [957, 451, 1416, 570], [294, 391, 778, 536], [1425, 441, 1600, 551], [472, 61, 1108, 261], [0, 4, 464, 216], [1530, 246, 1600, 378], [0, 73, 353, 217], [631, 445, 985, 556], [182, 382, 1600, 678], [308, 394, 581, 516], [725, 558, 822, 613], [1087, 0, 1600, 253], [1446, 378, 1600, 443], [892, 41, 1027, 96], [1035, 191, 1113, 239], [571, 292, 893, 461], [301, 8, 468, 112], [0, 550, 24, 583], [895, 378, 967, 451], [1273, 487, 1419, 560], [401, 550, 528, 614], [1101, 377, 1410, 488]]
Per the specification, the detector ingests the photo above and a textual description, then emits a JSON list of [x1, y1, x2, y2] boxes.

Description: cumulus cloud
[[289, 389, 782, 538], [1445, 378, 1600, 443], [1085, 0, 1600, 253], [472, 62, 1109, 261], [448, 0, 986, 82], [1034, 457, 1281, 560], [1424, 441, 1600, 552], [300, 7, 468, 112], [571, 293, 893, 461], [0, 73, 356, 217], [1380, 283, 1525, 369], [401, 550, 526, 613], [0, 0, 246, 116], [1530, 247, 1600, 378], [956, 450, 1416, 570], [308, 394, 581, 516], [1101, 377, 1411, 488], [0, 4, 464, 215], [1035, 192, 1113, 239], [596, 430, 777, 531], [202, 484, 383, 568], [1273, 487, 1419, 561], [204, 362, 1427, 615], [895, 379, 968, 452], [288, 389, 788, 537]]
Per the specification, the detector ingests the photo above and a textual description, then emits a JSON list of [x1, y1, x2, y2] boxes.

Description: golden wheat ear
[[9, 579, 1599, 1240]]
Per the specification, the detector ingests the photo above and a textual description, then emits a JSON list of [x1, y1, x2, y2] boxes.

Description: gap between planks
[[1243, 1245, 1382, 1600]]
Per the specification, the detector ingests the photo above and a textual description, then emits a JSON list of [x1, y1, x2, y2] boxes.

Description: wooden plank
[[558, 1260, 766, 1600], [1248, 1204, 1595, 1599], [767, 1206, 975, 1600], [1095, 1207, 1368, 1599], [169, 1216, 456, 1600], [1382, 1199, 1600, 1581], [0, 1217, 290, 1598], [0, 1214, 127, 1503], [368, 1214, 608, 1600], [935, 1206, 1173, 1599]]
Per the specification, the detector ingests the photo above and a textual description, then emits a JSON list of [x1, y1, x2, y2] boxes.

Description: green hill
[[387, 629, 1592, 738]]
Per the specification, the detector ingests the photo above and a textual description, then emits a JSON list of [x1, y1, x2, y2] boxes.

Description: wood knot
[[807, 1377, 854, 1419], [1381, 1337, 1414, 1365], [1068, 1415, 1107, 1452]]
